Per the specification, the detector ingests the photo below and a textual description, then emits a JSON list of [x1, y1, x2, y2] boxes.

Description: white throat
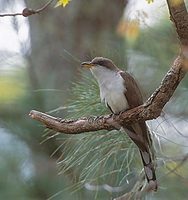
[[90, 66, 129, 113]]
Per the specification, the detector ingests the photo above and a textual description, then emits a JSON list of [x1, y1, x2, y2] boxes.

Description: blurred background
[[0, 0, 188, 199]]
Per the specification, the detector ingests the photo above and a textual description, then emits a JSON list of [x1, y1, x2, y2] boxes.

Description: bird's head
[[81, 57, 118, 72], [81, 57, 119, 81]]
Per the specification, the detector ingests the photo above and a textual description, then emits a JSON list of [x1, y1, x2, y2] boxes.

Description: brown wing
[[120, 71, 152, 147], [119, 71, 157, 189], [119, 71, 150, 144], [119, 71, 143, 108]]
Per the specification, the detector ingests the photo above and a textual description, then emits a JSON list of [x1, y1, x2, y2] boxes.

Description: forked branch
[[29, 56, 185, 133], [29, 0, 188, 134]]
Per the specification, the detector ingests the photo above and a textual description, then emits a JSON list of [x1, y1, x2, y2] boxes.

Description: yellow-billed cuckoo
[[81, 57, 157, 191]]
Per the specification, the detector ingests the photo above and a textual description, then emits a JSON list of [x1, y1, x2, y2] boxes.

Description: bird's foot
[[109, 113, 119, 120], [88, 116, 103, 123], [56, 117, 63, 122]]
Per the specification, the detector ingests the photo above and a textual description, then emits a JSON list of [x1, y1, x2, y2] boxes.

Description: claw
[[88, 116, 100, 123], [56, 117, 63, 122], [109, 113, 119, 120]]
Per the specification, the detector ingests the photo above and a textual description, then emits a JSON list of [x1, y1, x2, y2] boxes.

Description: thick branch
[[30, 110, 115, 134], [166, 0, 188, 45], [29, 56, 186, 134], [29, 0, 188, 134], [0, 0, 54, 17]]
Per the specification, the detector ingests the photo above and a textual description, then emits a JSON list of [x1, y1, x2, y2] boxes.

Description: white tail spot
[[142, 151, 150, 165], [144, 166, 153, 180]]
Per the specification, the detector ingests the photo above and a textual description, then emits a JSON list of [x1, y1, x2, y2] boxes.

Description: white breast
[[91, 66, 129, 114]]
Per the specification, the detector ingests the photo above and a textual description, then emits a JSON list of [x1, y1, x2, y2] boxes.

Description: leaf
[[55, 0, 71, 8]]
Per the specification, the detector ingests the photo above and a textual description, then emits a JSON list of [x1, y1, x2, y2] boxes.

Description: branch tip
[[0, 0, 55, 17]]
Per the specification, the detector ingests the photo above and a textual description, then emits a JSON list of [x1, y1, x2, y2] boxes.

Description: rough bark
[[29, 56, 186, 134], [166, 0, 188, 46], [28, 0, 188, 199], [1, 1, 128, 199], [29, 0, 188, 135]]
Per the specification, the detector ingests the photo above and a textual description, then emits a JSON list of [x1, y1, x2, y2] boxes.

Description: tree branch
[[27, 1, 188, 199], [29, 56, 185, 134], [28, 0, 188, 135], [166, 0, 188, 45], [0, 0, 54, 17]]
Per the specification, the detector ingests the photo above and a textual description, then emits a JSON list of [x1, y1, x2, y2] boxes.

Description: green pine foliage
[[53, 71, 141, 198]]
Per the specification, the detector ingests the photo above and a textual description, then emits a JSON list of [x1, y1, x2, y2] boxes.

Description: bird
[[81, 57, 157, 191]]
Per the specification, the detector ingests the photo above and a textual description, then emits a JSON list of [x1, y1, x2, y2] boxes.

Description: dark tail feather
[[139, 149, 158, 191], [122, 124, 158, 190]]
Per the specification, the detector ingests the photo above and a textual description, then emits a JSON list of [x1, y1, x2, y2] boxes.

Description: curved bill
[[81, 62, 94, 68]]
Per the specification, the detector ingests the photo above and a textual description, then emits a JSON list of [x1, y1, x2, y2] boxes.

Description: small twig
[[0, 0, 55, 17], [0, 13, 23, 17]]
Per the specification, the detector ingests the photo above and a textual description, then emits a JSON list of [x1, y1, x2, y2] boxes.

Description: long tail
[[123, 123, 158, 191], [139, 149, 157, 191]]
